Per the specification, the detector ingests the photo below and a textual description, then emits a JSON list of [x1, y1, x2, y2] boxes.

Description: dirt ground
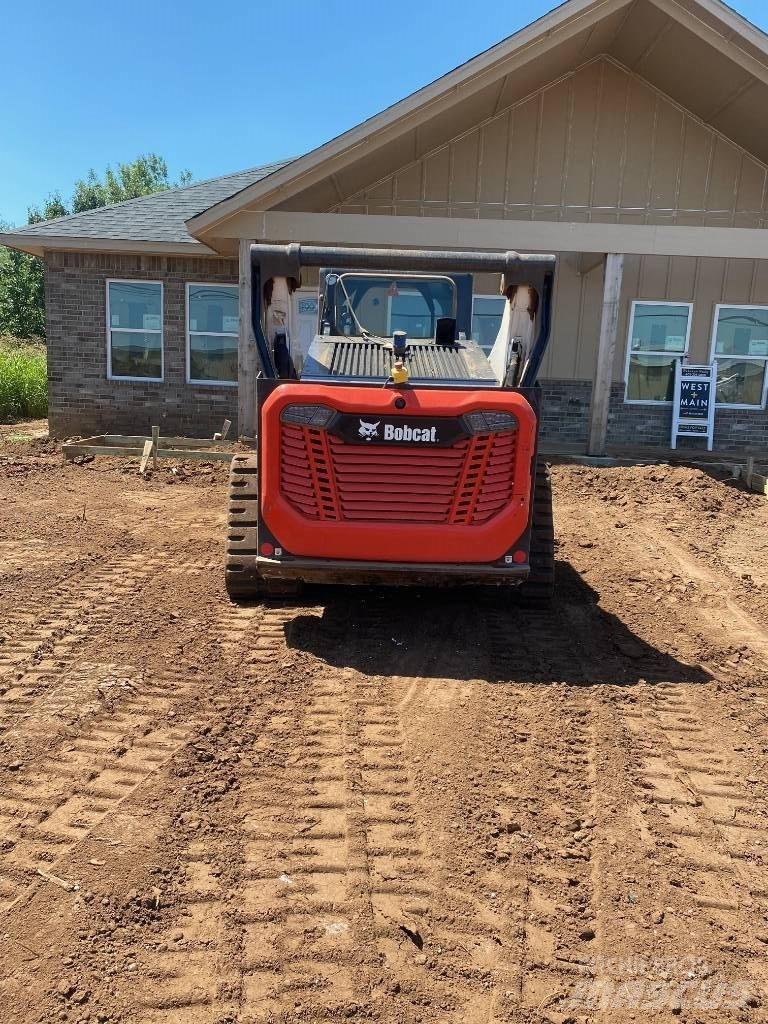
[[1, 426, 768, 1023]]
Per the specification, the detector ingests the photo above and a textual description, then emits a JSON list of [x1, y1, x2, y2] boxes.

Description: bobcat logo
[[358, 419, 380, 441]]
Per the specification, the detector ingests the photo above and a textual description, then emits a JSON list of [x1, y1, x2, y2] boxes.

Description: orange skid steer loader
[[226, 244, 556, 604]]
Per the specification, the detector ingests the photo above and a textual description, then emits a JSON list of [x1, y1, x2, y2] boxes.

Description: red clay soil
[[0, 434, 767, 1023]]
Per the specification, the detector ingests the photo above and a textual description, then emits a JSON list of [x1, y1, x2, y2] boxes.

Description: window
[[710, 305, 768, 408], [386, 284, 454, 338], [624, 301, 692, 403], [107, 280, 163, 380], [187, 284, 239, 385], [472, 295, 506, 354]]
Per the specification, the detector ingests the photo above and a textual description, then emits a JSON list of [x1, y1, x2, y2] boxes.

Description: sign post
[[671, 361, 717, 451]]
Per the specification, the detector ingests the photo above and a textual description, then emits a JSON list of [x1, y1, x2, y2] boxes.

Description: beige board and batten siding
[[327, 58, 768, 227], [480, 254, 768, 382], [312, 56, 768, 384], [527, 254, 768, 382]]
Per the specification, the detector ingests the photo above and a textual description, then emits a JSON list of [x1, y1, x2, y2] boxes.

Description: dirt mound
[[560, 462, 754, 518]]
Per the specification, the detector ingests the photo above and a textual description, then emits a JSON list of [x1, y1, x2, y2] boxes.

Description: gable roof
[[0, 160, 292, 257], [186, 0, 768, 248]]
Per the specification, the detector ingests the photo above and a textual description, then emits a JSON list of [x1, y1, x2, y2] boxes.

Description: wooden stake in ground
[[139, 439, 153, 476]]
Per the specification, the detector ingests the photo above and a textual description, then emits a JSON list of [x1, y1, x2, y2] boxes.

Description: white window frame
[[186, 282, 239, 387], [623, 299, 693, 405], [708, 303, 768, 411], [106, 279, 164, 382], [471, 294, 507, 352]]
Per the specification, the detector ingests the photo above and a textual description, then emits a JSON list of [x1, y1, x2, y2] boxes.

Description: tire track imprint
[[0, 661, 197, 915], [0, 554, 167, 724], [623, 685, 768, 1004]]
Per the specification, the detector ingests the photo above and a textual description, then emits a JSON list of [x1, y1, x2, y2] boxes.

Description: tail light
[[280, 404, 335, 427], [462, 410, 518, 435]]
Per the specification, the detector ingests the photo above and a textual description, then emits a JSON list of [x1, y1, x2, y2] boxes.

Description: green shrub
[[0, 336, 48, 421]]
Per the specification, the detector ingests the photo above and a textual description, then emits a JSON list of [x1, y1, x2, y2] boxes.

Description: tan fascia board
[[650, 0, 768, 84], [0, 233, 218, 258], [240, 210, 768, 260], [186, 0, 627, 238]]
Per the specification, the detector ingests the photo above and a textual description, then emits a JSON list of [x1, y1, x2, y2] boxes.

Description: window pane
[[336, 276, 454, 338], [630, 303, 689, 353], [188, 285, 239, 334], [716, 358, 766, 406], [714, 306, 768, 357], [110, 332, 162, 378], [189, 334, 238, 382], [626, 353, 677, 402], [389, 287, 453, 338], [109, 282, 161, 330], [472, 297, 505, 354]]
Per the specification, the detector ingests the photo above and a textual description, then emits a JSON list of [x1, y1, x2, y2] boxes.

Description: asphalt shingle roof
[[8, 160, 292, 244]]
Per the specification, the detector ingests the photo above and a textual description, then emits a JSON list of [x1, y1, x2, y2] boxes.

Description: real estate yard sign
[[671, 361, 717, 451]]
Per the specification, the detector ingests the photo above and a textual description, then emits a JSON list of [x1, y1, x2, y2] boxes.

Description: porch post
[[587, 253, 624, 456], [238, 238, 258, 441]]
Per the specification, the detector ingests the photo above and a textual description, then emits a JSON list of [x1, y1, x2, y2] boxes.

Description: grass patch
[[0, 335, 47, 421]]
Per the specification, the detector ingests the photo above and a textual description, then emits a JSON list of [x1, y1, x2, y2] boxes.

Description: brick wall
[[44, 252, 768, 452], [45, 251, 238, 438], [540, 379, 768, 452]]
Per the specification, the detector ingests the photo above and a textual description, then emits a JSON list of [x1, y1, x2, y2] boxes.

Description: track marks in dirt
[[0, 553, 164, 710], [637, 524, 768, 667], [620, 684, 768, 1003], [130, 604, 339, 1022], [238, 672, 360, 1020], [0, 664, 195, 915]]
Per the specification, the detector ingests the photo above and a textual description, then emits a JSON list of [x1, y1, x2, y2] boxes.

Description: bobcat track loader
[[226, 244, 556, 603]]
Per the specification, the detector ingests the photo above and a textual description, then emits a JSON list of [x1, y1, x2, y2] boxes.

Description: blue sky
[[1, 0, 767, 227]]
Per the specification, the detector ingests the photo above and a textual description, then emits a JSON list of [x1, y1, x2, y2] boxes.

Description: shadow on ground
[[281, 560, 711, 687]]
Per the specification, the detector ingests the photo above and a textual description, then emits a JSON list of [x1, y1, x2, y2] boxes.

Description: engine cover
[[259, 382, 538, 564]]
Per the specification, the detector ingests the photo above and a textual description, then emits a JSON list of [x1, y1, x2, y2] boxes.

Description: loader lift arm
[[250, 243, 555, 387]]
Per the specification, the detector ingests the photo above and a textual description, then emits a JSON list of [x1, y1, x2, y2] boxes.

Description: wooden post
[[587, 253, 624, 457], [151, 425, 159, 470], [746, 455, 755, 489], [139, 439, 153, 476], [238, 238, 259, 441]]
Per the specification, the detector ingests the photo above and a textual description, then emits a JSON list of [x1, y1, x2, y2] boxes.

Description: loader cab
[[317, 270, 473, 342], [301, 270, 495, 386]]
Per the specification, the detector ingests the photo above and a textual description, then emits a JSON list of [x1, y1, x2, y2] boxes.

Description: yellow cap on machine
[[392, 360, 409, 385]]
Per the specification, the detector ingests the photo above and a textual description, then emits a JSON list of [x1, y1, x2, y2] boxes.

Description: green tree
[[26, 193, 69, 225], [72, 154, 192, 212], [0, 155, 192, 339], [0, 218, 45, 337]]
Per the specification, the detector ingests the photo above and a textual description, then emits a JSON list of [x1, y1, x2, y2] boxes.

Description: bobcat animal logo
[[358, 419, 380, 441]]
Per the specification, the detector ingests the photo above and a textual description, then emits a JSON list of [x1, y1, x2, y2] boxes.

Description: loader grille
[[328, 340, 472, 380], [279, 424, 517, 525]]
